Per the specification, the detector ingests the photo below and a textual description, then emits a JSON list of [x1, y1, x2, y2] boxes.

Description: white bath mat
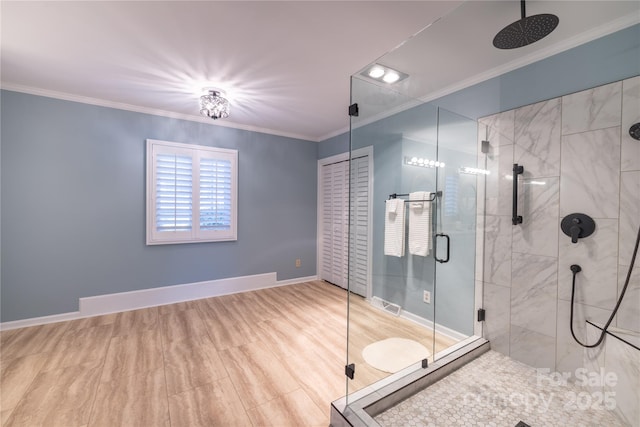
[[362, 337, 430, 373]]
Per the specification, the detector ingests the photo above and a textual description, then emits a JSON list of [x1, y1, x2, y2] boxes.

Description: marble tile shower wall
[[476, 76, 640, 375]]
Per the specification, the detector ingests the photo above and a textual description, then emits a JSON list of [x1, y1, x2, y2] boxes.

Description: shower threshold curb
[[330, 337, 490, 427]]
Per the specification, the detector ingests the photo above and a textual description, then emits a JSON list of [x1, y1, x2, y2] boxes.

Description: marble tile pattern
[[478, 110, 515, 148], [510, 253, 557, 337], [621, 76, 640, 172], [514, 98, 561, 178], [560, 127, 621, 218], [477, 111, 515, 221], [616, 265, 640, 333], [478, 77, 639, 382], [509, 325, 556, 370], [583, 323, 606, 393], [479, 215, 512, 286], [484, 143, 514, 217], [556, 300, 610, 380], [562, 81, 622, 135], [482, 283, 511, 356], [512, 177, 560, 257], [375, 350, 625, 427], [619, 171, 640, 266], [558, 218, 619, 310], [604, 332, 640, 426]]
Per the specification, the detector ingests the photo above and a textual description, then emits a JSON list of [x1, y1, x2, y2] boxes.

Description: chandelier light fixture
[[199, 89, 230, 120]]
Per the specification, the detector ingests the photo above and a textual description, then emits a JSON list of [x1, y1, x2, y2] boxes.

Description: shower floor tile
[[374, 350, 624, 427]]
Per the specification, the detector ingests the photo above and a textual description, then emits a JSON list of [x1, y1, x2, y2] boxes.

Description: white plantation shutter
[[155, 153, 193, 232], [199, 157, 232, 231], [147, 139, 237, 244]]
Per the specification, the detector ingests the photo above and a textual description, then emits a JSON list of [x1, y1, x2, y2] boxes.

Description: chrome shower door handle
[[512, 163, 524, 225], [435, 233, 450, 263]]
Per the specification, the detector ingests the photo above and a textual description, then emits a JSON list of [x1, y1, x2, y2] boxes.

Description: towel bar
[[387, 191, 442, 202]]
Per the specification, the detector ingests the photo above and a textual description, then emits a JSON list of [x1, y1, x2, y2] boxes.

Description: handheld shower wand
[[569, 223, 639, 348], [568, 122, 640, 348]]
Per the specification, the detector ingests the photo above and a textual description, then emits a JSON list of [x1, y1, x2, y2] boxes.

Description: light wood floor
[[0, 280, 456, 427]]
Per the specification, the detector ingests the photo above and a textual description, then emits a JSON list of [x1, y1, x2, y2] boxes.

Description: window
[[146, 139, 237, 244]]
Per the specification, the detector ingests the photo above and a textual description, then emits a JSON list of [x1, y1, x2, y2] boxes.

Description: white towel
[[384, 199, 405, 257], [408, 191, 432, 256]]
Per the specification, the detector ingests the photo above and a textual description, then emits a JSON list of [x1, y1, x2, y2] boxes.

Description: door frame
[[317, 146, 373, 299]]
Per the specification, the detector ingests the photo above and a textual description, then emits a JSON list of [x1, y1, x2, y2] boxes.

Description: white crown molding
[[327, 15, 640, 142], [3, 17, 638, 146], [317, 126, 350, 143], [0, 82, 318, 142], [417, 13, 640, 107]]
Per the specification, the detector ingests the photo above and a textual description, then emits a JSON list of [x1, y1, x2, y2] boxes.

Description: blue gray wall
[[1, 91, 318, 322], [349, 99, 477, 336], [319, 24, 640, 160], [317, 132, 349, 160], [434, 24, 640, 121], [318, 24, 640, 337]]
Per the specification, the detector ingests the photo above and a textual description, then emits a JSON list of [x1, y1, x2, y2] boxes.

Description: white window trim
[[146, 139, 238, 245]]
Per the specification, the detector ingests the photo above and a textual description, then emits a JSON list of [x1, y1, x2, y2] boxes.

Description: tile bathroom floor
[[374, 350, 624, 427]]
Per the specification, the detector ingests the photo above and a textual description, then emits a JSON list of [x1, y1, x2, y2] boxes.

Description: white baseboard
[[399, 308, 470, 343], [0, 273, 318, 331], [79, 272, 279, 316], [0, 311, 82, 332], [276, 275, 318, 287]]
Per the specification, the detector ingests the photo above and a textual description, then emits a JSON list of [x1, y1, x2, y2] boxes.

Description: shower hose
[[570, 222, 640, 348]]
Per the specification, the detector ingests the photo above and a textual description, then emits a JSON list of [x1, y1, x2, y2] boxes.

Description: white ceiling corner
[[1, 1, 638, 142]]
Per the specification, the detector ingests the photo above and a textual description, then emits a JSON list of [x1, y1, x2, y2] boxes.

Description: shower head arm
[[521, 0, 526, 19]]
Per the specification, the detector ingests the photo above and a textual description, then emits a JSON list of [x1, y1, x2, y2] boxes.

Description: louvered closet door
[[320, 156, 369, 296], [331, 162, 348, 288], [348, 156, 369, 297], [320, 163, 335, 285], [320, 161, 348, 289]]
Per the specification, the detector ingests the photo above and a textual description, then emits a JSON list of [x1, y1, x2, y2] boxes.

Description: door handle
[[512, 163, 524, 225], [435, 233, 450, 263]]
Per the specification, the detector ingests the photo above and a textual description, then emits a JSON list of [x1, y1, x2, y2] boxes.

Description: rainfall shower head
[[493, 0, 559, 49], [630, 123, 640, 141]]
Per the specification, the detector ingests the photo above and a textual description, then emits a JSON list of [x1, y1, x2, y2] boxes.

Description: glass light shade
[[200, 90, 230, 119]]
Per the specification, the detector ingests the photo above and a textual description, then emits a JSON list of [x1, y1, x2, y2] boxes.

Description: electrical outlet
[[423, 290, 431, 304], [295, 258, 301, 268]]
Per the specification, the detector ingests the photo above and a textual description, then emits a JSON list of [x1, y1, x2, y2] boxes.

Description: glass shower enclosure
[[345, 74, 480, 403]]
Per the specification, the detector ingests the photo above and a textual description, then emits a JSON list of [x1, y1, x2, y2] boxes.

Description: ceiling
[[2, 1, 639, 142]]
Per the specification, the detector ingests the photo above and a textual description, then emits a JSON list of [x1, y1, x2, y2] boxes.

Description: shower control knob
[[569, 226, 581, 244], [561, 213, 596, 244]]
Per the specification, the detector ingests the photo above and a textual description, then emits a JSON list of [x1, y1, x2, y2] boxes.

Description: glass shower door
[[432, 107, 480, 360], [346, 76, 438, 402], [344, 82, 480, 411]]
